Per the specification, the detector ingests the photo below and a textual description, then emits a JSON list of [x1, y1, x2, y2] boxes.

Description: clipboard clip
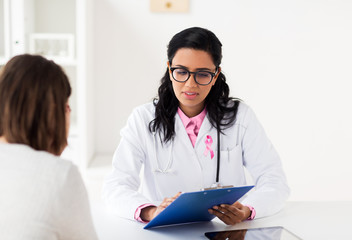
[[201, 183, 234, 191]]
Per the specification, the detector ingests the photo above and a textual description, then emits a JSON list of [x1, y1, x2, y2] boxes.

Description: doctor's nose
[[185, 73, 198, 87]]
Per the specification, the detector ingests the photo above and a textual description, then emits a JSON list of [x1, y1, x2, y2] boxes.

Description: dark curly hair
[[149, 27, 240, 143]]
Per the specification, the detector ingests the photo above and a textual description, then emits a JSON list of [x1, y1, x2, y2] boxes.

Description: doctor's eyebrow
[[172, 64, 213, 71]]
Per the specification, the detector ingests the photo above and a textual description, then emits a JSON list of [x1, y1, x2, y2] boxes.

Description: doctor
[[103, 27, 289, 225]]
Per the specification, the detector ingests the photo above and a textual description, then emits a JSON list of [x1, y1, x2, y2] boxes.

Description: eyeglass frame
[[169, 66, 219, 86]]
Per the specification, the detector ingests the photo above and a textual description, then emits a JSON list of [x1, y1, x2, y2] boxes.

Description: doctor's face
[[168, 48, 220, 118]]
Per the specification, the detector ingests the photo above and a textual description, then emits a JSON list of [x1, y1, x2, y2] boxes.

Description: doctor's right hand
[[140, 192, 181, 222]]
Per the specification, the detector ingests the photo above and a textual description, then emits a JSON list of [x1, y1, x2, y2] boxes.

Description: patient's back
[[0, 143, 98, 240]]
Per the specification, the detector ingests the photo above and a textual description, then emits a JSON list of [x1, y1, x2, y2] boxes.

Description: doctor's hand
[[208, 201, 251, 225], [140, 192, 182, 222]]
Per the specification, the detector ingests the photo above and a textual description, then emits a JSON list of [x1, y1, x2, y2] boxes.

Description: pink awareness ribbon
[[204, 135, 215, 159]]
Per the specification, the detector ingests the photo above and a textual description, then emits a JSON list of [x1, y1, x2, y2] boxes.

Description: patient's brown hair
[[0, 54, 71, 155]]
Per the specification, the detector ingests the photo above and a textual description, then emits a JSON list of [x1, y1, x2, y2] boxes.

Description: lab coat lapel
[[195, 115, 217, 149]]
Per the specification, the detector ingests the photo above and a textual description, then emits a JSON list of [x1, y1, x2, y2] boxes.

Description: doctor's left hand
[[208, 201, 251, 225], [141, 192, 182, 222]]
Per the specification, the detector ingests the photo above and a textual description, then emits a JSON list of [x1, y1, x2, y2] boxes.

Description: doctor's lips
[[183, 91, 198, 99]]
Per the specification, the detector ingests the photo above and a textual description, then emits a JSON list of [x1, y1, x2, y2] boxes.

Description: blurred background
[[1, 0, 351, 202]]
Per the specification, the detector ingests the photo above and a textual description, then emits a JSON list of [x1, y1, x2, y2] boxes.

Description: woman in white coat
[[103, 27, 289, 225]]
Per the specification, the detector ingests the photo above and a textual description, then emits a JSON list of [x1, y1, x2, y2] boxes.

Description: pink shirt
[[177, 107, 207, 147], [134, 107, 255, 222]]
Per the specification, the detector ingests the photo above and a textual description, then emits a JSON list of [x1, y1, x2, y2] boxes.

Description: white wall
[[0, 0, 4, 57], [93, 0, 352, 201]]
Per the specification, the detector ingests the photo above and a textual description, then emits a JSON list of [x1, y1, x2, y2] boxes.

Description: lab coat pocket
[[219, 145, 246, 186], [227, 145, 243, 162]]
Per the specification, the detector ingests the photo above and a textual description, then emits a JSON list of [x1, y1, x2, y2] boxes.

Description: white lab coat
[[102, 102, 289, 221]]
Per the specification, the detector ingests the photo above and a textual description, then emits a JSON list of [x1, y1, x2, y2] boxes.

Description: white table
[[91, 201, 352, 239]]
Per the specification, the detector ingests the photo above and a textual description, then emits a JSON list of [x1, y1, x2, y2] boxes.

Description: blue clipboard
[[144, 185, 254, 229]]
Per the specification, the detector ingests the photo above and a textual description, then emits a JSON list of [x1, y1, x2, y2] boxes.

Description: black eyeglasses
[[170, 67, 218, 86]]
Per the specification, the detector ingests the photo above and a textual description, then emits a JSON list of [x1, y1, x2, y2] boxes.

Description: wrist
[[245, 205, 256, 220], [243, 206, 251, 220], [141, 206, 157, 221]]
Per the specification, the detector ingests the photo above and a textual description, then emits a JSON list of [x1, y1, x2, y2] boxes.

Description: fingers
[[208, 203, 246, 225], [208, 206, 242, 225], [160, 192, 182, 208], [173, 191, 182, 199], [152, 192, 181, 219], [159, 198, 173, 208], [159, 200, 170, 208], [153, 192, 183, 219]]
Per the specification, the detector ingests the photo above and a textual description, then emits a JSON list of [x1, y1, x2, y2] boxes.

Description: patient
[[0, 54, 98, 240]]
